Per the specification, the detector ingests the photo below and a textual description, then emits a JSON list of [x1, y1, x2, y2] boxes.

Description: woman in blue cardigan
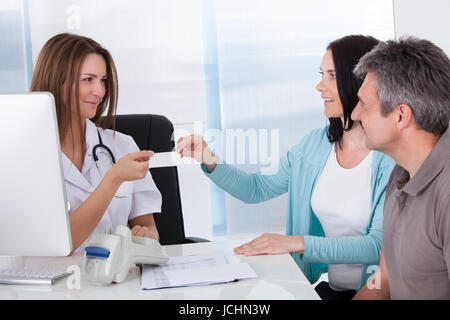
[[178, 35, 395, 300]]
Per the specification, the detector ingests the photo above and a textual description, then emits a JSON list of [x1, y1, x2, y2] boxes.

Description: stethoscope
[[92, 130, 127, 198], [92, 130, 116, 165]]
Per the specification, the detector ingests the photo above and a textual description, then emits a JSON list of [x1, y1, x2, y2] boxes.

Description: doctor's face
[[74, 53, 107, 120]]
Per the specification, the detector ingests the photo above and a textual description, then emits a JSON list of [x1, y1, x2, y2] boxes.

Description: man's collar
[[401, 127, 450, 196]]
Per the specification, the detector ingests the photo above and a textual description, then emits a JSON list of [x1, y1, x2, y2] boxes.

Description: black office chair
[[105, 114, 209, 245]]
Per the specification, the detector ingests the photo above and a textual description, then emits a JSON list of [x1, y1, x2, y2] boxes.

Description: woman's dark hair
[[326, 35, 379, 144]]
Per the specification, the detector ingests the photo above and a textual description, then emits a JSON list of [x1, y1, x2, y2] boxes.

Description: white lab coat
[[62, 119, 162, 253]]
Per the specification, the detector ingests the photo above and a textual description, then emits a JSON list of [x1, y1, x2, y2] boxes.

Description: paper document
[[141, 252, 257, 290], [148, 151, 182, 168]]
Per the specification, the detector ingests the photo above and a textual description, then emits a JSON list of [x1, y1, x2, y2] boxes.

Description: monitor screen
[[0, 93, 72, 256]]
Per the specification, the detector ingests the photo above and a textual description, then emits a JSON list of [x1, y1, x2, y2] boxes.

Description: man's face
[[351, 72, 399, 153]]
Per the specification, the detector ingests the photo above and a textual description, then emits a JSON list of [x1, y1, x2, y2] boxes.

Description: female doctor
[[30, 33, 162, 254]]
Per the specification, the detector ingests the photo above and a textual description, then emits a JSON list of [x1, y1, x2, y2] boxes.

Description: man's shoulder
[[432, 157, 450, 195], [435, 129, 450, 198], [436, 159, 450, 204], [434, 159, 450, 245]]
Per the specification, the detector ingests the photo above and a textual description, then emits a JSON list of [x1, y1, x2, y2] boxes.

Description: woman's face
[[315, 50, 344, 119], [74, 53, 107, 120]]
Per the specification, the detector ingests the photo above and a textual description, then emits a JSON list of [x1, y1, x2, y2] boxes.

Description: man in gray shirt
[[351, 37, 450, 299]]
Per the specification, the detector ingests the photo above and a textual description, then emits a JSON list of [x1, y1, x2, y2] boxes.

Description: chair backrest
[[109, 114, 187, 245]]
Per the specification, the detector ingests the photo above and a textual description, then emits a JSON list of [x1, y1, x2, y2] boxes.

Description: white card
[[148, 151, 182, 168]]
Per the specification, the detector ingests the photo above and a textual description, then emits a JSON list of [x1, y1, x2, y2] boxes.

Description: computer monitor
[[0, 93, 72, 256]]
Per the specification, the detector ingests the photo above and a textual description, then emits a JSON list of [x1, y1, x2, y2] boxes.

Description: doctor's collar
[[85, 119, 102, 157]]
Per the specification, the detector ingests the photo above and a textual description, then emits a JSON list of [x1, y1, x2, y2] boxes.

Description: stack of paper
[[141, 252, 257, 290]]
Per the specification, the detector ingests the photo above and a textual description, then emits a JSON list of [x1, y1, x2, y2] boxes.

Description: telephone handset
[[83, 225, 169, 284]]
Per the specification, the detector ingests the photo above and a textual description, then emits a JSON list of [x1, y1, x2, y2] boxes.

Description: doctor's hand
[[234, 233, 305, 256], [109, 150, 154, 183], [177, 134, 218, 172], [131, 225, 159, 240]]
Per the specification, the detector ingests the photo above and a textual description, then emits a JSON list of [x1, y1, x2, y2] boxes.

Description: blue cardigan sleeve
[[199, 127, 330, 203], [199, 129, 331, 205], [301, 157, 394, 265], [199, 131, 319, 203], [200, 155, 290, 204]]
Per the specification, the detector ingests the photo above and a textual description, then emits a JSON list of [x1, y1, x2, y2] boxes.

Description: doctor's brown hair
[[30, 33, 118, 151]]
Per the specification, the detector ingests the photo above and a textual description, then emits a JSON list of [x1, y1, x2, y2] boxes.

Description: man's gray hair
[[354, 36, 450, 135]]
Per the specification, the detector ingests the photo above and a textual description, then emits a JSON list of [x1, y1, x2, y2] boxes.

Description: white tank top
[[311, 143, 373, 291]]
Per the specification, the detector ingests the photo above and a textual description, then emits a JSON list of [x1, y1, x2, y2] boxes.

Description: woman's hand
[[177, 134, 218, 172], [109, 150, 154, 184], [234, 233, 305, 256]]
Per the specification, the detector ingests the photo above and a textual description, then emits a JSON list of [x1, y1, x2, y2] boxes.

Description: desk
[[0, 238, 320, 300]]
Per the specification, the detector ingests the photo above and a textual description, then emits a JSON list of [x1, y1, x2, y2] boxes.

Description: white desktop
[[0, 236, 320, 300]]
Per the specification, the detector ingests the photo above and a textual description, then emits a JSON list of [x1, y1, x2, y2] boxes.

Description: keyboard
[[0, 269, 72, 286]]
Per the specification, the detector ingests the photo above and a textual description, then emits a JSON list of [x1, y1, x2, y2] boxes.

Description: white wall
[[0, 0, 30, 92], [394, 0, 450, 54]]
